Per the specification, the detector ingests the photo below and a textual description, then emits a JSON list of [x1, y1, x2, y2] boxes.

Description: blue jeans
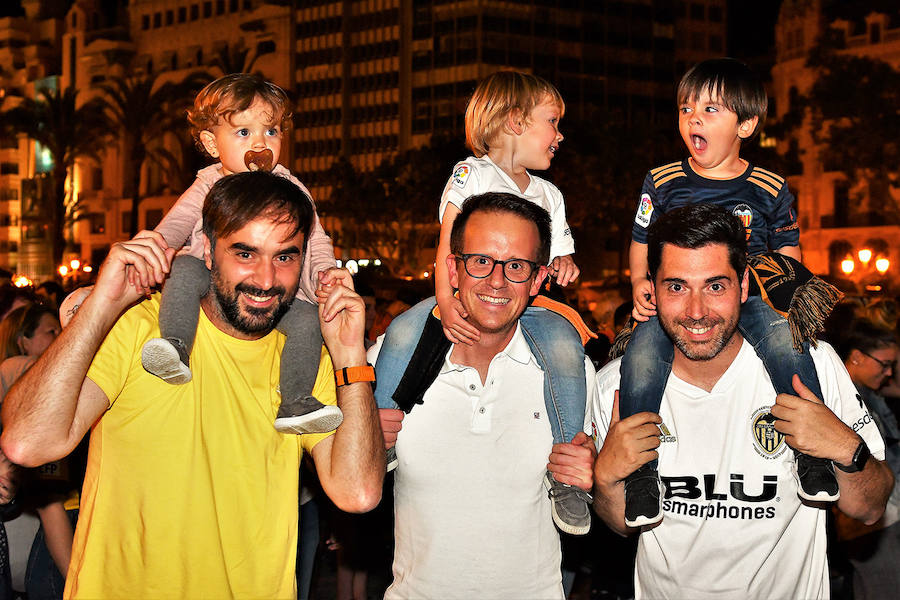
[[24, 508, 78, 600], [374, 297, 586, 446], [296, 497, 318, 600], [619, 295, 822, 469]]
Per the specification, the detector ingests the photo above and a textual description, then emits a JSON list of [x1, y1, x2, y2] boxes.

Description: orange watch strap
[[334, 365, 376, 387]]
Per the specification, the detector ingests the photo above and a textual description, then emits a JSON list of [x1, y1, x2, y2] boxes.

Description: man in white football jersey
[[590, 203, 893, 599]]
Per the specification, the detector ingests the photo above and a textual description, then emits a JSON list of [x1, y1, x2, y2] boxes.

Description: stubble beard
[[661, 314, 739, 362]]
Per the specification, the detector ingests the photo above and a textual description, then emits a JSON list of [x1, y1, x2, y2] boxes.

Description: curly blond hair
[[187, 73, 293, 156]]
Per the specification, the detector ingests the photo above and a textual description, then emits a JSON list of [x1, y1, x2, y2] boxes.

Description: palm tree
[[95, 71, 209, 236], [0, 86, 110, 265]]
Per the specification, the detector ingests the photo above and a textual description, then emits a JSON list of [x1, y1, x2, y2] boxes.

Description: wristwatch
[[833, 437, 871, 473], [334, 364, 376, 387]]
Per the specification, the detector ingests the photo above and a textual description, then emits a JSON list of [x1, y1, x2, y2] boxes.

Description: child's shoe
[[794, 452, 839, 502], [624, 463, 664, 527], [544, 471, 592, 536], [142, 337, 192, 384], [274, 395, 343, 434], [386, 447, 398, 472]]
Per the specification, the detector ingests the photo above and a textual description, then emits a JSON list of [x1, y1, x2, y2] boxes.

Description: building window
[[870, 23, 881, 44], [178, 7, 186, 22], [92, 167, 103, 190], [690, 3, 704, 20], [121, 212, 131, 234], [229, 0, 238, 11], [708, 6, 723, 22], [153, 12, 161, 28], [0, 163, 18, 175], [89, 213, 106, 234], [203, 2, 212, 18], [165, 10, 174, 25], [709, 35, 723, 52], [216, 0, 225, 15], [190, 4, 199, 20], [142, 14, 150, 30]]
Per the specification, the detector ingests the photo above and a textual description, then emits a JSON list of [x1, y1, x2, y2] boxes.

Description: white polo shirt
[[439, 155, 575, 261], [592, 339, 886, 600], [370, 324, 594, 600]]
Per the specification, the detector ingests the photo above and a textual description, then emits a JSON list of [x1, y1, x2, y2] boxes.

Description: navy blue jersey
[[632, 159, 799, 255]]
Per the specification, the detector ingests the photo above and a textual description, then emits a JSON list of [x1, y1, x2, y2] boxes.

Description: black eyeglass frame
[[860, 350, 895, 372], [454, 253, 540, 283]]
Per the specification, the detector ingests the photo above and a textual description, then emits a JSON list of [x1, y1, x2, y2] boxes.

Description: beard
[[210, 269, 295, 336], [660, 314, 739, 361]]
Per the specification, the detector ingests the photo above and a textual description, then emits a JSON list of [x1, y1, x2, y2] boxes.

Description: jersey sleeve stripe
[[747, 176, 780, 197], [655, 172, 687, 187], [650, 161, 682, 177], [749, 169, 784, 190], [751, 167, 785, 184]]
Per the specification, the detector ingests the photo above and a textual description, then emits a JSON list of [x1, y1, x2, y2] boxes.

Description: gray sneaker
[[274, 394, 343, 435], [141, 337, 192, 385], [544, 471, 592, 535]]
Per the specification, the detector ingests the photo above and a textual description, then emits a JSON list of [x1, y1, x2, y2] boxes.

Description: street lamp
[[58, 265, 69, 276], [875, 257, 890, 275], [858, 249, 872, 264], [840, 257, 855, 275]]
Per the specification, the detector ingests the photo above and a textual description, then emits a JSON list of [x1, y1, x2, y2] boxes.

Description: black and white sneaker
[[794, 453, 839, 502], [274, 394, 343, 435], [624, 464, 664, 528], [386, 447, 398, 472], [544, 472, 592, 536]]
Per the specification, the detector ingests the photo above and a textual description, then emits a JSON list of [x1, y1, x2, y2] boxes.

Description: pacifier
[[244, 148, 275, 172]]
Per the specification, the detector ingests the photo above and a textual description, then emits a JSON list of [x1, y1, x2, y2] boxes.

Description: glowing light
[[70, 259, 80, 270], [336, 260, 342, 268], [422, 271, 430, 278], [858, 249, 872, 264], [373, 259, 381, 266], [12, 275, 31, 288], [83, 265, 92, 273], [840, 258, 855, 275], [345, 260, 358, 275], [58, 265, 69, 276], [875, 258, 890, 274], [358, 259, 370, 267]]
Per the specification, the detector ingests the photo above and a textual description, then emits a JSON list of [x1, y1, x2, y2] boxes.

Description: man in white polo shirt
[[372, 192, 595, 599], [591, 203, 893, 599]]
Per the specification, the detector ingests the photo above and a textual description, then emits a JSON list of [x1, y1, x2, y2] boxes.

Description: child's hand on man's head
[[631, 279, 656, 322], [552, 255, 579, 286], [437, 294, 480, 346]]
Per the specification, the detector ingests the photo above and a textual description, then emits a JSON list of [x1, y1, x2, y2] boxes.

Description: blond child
[[373, 71, 594, 536]]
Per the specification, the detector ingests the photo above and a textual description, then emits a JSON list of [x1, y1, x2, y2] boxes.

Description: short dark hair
[[838, 318, 898, 361], [677, 58, 767, 138], [449, 192, 551, 266], [202, 171, 313, 252], [647, 203, 747, 281]]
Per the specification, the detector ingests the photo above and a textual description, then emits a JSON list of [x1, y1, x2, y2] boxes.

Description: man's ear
[[447, 254, 460, 290], [204, 235, 213, 271], [740, 268, 750, 303], [737, 116, 759, 140], [529, 265, 549, 297], [507, 109, 525, 136], [199, 130, 219, 158]]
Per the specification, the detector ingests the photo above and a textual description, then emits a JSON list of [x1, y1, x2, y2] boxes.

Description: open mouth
[[685, 325, 711, 335], [477, 294, 509, 306], [241, 291, 277, 307], [691, 134, 708, 152], [549, 145, 558, 154]]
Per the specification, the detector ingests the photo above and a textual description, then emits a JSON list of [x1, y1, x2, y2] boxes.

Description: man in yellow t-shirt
[[1, 172, 385, 598]]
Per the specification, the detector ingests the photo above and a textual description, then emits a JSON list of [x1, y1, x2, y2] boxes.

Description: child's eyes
[[266, 127, 280, 136], [704, 106, 719, 113], [236, 128, 250, 137], [679, 106, 692, 114]]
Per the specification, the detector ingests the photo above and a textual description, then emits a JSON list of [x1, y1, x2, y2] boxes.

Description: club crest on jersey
[[751, 407, 786, 459], [635, 193, 653, 228], [733, 204, 753, 227], [452, 165, 470, 188]]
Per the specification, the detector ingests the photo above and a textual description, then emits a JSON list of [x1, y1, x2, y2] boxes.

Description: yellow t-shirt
[[66, 295, 336, 599]]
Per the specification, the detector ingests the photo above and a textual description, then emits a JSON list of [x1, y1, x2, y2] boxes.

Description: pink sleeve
[[278, 167, 336, 303], [154, 174, 211, 251]]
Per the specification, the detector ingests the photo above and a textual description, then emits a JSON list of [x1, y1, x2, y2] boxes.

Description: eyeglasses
[[860, 350, 895, 372], [455, 253, 539, 283]]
